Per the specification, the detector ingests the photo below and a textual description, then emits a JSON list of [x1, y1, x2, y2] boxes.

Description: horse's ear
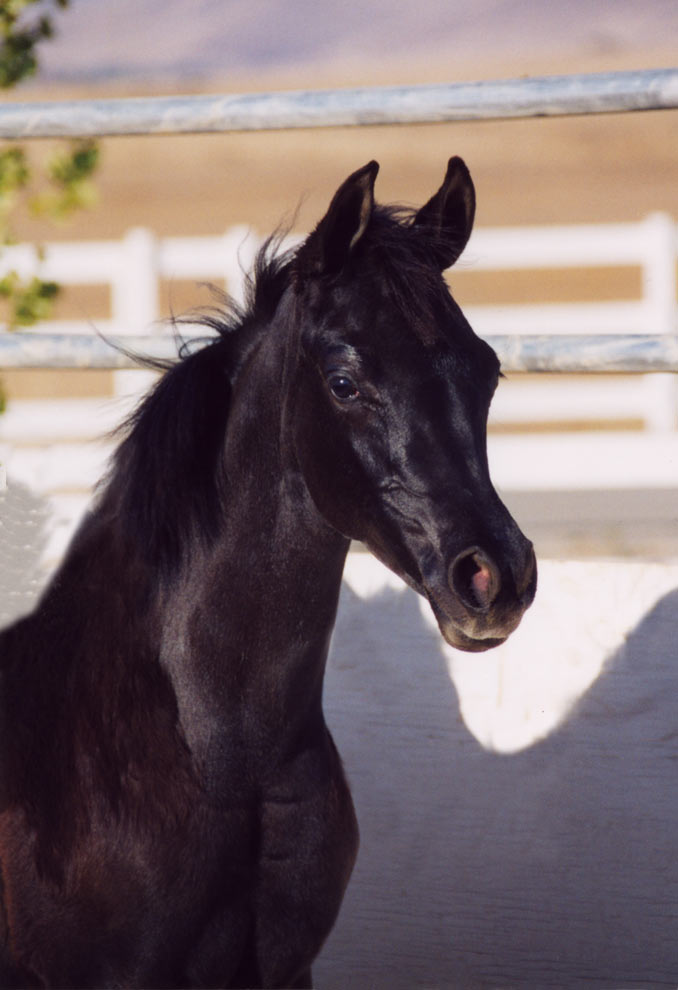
[[298, 160, 379, 276], [413, 156, 476, 270]]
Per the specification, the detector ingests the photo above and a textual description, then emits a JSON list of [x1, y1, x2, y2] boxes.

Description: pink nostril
[[450, 548, 500, 612], [471, 561, 492, 602]]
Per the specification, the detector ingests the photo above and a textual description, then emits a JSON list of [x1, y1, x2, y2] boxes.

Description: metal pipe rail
[[1, 69, 677, 139], [1, 332, 677, 374]]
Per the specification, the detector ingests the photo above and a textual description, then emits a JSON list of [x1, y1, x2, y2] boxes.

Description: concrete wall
[[0, 481, 51, 629], [317, 554, 678, 989]]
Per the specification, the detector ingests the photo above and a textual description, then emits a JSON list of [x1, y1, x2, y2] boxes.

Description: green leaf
[[0, 0, 89, 418], [1, 274, 61, 328], [31, 139, 99, 220], [0, 0, 70, 88], [0, 33, 39, 88], [49, 140, 99, 187], [0, 147, 30, 192]]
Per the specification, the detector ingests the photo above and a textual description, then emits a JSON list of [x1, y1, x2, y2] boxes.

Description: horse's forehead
[[321, 274, 444, 339], [360, 290, 487, 369], [370, 303, 500, 386], [304, 266, 496, 379]]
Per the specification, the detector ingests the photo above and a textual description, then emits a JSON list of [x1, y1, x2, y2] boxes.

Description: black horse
[[0, 158, 536, 988]]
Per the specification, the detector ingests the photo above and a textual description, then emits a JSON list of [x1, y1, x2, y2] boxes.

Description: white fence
[[2, 212, 675, 344], [0, 213, 677, 559]]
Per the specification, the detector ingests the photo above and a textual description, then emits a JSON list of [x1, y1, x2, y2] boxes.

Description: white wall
[[317, 554, 678, 989]]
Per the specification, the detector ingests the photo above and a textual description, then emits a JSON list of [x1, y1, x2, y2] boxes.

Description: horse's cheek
[[292, 391, 369, 538]]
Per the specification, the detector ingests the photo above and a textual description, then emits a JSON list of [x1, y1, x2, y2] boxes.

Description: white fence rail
[[467, 212, 677, 337], [0, 215, 677, 557], [0, 225, 262, 335], [2, 214, 676, 335], [2, 214, 675, 344]]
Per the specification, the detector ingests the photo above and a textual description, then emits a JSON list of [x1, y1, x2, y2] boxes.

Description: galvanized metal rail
[[1, 68, 677, 139], [2, 332, 677, 374]]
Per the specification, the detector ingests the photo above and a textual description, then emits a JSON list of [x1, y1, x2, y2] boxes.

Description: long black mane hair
[[97, 235, 295, 575]]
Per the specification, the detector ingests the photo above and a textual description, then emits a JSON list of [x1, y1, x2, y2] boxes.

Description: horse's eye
[[328, 374, 359, 402]]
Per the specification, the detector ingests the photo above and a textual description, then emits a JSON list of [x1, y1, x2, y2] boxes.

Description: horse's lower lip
[[440, 624, 507, 653], [418, 580, 515, 653], [425, 592, 511, 653]]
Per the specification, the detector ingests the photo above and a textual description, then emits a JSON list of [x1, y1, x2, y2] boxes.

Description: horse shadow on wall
[[317, 576, 678, 990]]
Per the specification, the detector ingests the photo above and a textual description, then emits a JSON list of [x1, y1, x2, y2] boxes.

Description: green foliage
[[0, 271, 59, 325], [0, 0, 99, 413], [31, 139, 99, 219], [0, 146, 29, 243], [0, 139, 99, 329], [0, 0, 68, 88], [0, 146, 29, 200], [0, 1, 100, 324]]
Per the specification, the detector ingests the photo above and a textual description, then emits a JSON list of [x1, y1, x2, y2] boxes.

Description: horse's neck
[[159, 327, 350, 755]]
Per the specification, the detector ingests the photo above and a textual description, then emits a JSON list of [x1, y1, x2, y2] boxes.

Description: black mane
[[97, 235, 295, 576]]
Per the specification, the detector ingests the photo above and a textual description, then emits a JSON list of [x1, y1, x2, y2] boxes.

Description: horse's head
[[288, 158, 536, 652]]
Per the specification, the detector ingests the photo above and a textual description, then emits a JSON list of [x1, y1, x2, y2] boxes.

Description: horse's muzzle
[[426, 540, 537, 653]]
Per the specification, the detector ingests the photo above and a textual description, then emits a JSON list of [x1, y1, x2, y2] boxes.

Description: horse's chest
[[203, 733, 360, 900], [191, 762, 359, 986], [4, 729, 358, 987]]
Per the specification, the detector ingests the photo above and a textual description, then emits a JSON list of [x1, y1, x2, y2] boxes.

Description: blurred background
[[1, 0, 677, 591], [12, 0, 678, 236]]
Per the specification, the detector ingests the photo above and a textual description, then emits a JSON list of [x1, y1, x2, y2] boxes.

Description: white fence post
[[641, 212, 678, 431], [111, 227, 159, 397]]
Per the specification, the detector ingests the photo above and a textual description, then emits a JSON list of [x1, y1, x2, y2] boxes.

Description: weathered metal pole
[[1, 69, 677, 139], [2, 333, 678, 373]]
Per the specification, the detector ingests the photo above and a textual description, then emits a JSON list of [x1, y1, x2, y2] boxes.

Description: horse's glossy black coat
[[0, 158, 536, 988]]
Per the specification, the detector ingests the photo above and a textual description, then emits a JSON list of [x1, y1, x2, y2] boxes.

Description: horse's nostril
[[450, 548, 500, 612]]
